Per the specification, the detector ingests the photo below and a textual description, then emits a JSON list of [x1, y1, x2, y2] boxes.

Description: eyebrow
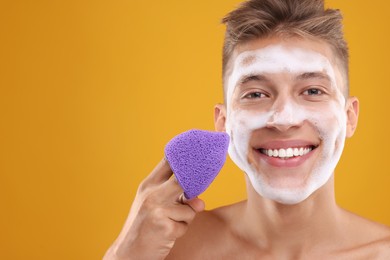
[[237, 71, 333, 87], [239, 74, 270, 85], [295, 72, 332, 83]]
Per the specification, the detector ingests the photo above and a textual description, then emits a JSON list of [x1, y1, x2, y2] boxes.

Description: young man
[[104, 0, 390, 259]]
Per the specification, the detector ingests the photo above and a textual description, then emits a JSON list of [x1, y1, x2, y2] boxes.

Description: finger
[[157, 175, 184, 200], [143, 158, 173, 185], [167, 205, 197, 224], [180, 197, 205, 213], [164, 220, 188, 240]]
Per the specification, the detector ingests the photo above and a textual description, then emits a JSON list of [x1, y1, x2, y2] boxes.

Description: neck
[[239, 174, 343, 254]]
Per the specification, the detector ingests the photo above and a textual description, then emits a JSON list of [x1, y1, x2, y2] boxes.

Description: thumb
[[184, 197, 205, 213]]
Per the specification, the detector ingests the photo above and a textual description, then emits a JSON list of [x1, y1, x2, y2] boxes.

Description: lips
[[259, 146, 315, 159], [253, 140, 319, 167]]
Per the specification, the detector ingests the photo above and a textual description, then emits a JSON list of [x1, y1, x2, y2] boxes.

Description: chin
[[247, 170, 332, 205], [261, 187, 313, 205]]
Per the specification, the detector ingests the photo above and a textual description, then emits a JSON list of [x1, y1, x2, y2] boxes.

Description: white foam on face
[[225, 44, 347, 204]]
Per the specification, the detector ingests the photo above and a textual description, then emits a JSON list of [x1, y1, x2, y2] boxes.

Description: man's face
[[219, 37, 358, 204]]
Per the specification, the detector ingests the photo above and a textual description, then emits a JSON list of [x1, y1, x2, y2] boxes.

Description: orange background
[[1, 1, 389, 259]]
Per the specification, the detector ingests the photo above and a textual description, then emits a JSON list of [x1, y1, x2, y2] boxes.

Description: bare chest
[[168, 236, 390, 260]]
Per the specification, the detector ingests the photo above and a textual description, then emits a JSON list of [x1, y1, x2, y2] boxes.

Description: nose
[[266, 100, 304, 132]]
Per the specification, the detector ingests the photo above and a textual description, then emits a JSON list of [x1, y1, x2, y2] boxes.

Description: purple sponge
[[165, 129, 229, 200]]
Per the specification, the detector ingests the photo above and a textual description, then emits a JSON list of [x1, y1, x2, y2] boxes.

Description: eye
[[243, 92, 267, 99], [303, 88, 323, 96]]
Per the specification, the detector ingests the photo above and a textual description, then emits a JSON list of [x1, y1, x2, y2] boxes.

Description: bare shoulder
[[166, 201, 246, 259], [337, 208, 390, 259]]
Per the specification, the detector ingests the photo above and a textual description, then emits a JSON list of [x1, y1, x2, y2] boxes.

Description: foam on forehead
[[226, 44, 338, 108]]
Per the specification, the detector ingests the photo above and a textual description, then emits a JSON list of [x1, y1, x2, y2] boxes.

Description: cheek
[[227, 113, 251, 150], [308, 103, 347, 152], [226, 110, 271, 162], [227, 110, 270, 139]]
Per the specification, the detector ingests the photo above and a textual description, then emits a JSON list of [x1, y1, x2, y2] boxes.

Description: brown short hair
[[222, 0, 349, 95]]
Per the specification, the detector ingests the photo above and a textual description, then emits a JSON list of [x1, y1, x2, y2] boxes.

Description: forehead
[[233, 36, 338, 66], [234, 44, 335, 76], [224, 37, 346, 96]]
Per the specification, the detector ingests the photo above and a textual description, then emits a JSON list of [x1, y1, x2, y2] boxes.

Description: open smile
[[253, 141, 319, 167], [258, 145, 317, 159]]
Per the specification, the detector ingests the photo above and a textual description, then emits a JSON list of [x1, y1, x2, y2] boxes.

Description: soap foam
[[225, 44, 347, 204]]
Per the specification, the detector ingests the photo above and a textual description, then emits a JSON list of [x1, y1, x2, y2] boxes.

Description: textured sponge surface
[[165, 129, 229, 199]]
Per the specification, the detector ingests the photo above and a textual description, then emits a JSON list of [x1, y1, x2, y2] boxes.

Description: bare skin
[[104, 36, 390, 259], [166, 37, 390, 259], [167, 176, 390, 259], [103, 159, 205, 260], [105, 160, 390, 260]]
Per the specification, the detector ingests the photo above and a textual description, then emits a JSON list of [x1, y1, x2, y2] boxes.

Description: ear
[[345, 96, 359, 138], [214, 104, 227, 132]]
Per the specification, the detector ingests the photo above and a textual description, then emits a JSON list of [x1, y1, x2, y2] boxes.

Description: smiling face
[[216, 37, 358, 204]]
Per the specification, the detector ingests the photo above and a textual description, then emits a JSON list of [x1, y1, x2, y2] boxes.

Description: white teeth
[[261, 146, 314, 159]]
